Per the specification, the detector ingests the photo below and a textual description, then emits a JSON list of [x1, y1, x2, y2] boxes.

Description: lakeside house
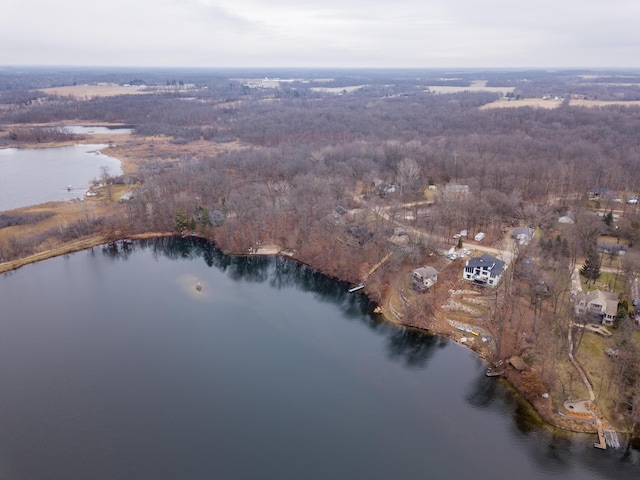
[[574, 289, 619, 326], [462, 253, 505, 287], [412, 266, 438, 291]]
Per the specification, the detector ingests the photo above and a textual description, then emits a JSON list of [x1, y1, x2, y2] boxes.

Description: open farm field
[[480, 98, 563, 109], [428, 80, 515, 95], [570, 99, 640, 108], [481, 98, 640, 110], [41, 84, 149, 98]]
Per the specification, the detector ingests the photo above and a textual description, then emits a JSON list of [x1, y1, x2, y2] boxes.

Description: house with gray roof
[[575, 289, 619, 326], [462, 254, 505, 287], [412, 266, 438, 291], [511, 227, 535, 245]]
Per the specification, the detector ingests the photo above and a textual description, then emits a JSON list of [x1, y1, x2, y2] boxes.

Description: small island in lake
[[1, 68, 639, 447]]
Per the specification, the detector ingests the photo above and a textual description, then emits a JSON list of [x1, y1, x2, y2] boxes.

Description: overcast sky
[[3, 0, 639, 68]]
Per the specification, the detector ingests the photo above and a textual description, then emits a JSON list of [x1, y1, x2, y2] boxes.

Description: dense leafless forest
[[1, 67, 640, 437]]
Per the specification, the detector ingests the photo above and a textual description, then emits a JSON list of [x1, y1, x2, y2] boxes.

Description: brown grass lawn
[[575, 332, 619, 416], [575, 328, 640, 430]]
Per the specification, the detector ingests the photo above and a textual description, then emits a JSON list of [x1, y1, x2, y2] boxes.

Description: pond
[[65, 125, 133, 135], [0, 238, 637, 480], [0, 143, 122, 211]]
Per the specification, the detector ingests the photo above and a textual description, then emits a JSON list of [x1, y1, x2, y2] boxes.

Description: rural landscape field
[[2, 66, 640, 463]]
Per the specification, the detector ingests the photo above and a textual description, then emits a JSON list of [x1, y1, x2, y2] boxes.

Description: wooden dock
[[594, 426, 607, 449]]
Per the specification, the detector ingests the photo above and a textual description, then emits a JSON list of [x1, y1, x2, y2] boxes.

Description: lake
[[0, 238, 637, 480], [0, 144, 122, 212]]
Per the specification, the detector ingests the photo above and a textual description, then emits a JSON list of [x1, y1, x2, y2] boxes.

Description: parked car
[[474, 232, 485, 242]]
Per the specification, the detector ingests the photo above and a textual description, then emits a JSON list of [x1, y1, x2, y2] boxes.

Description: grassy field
[[41, 84, 149, 98], [581, 271, 624, 294], [481, 98, 640, 110], [428, 80, 515, 95]]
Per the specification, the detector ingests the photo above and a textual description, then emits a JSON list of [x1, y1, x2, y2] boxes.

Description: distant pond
[[0, 237, 637, 480], [0, 143, 122, 211], [65, 125, 133, 135]]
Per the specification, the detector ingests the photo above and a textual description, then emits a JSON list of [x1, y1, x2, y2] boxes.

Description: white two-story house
[[462, 253, 505, 287]]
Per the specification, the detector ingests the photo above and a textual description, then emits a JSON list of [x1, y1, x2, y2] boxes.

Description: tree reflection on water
[[101, 236, 445, 370]]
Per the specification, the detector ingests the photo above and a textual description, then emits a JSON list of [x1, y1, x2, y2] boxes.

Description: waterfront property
[[462, 253, 505, 286], [0, 239, 637, 478]]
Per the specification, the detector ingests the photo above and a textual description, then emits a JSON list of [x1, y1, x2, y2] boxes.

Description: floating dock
[[594, 425, 620, 449], [348, 284, 364, 293], [604, 429, 620, 449]]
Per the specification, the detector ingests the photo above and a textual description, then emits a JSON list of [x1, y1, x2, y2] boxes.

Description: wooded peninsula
[[1, 67, 639, 445]]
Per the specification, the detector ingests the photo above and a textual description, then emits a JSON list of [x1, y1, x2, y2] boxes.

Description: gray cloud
[[2, 0, 639, 67]]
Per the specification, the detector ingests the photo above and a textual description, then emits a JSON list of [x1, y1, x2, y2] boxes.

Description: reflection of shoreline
[[182, 237, 603, 440], [0, 233, 617, 443]]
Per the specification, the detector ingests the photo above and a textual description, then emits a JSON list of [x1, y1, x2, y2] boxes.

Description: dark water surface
[[0, 238, 637, 480]]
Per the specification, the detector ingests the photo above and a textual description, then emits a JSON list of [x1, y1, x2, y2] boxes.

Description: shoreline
[[0, 232, 171, 275], [0, 232, 608, 440]]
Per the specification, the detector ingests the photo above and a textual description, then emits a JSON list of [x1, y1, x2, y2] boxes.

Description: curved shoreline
[[0, 231, 606, 440], [0, 232, 171, 275]]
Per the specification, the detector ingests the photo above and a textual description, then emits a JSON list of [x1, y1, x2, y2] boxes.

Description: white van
[[474, 232, 485, 242]]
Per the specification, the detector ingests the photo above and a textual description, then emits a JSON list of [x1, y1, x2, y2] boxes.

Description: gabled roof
[[577, 289, 619, 317], [413, 266, 438, 278], [465, 254, 505, 276], [511, 227, 534, 238]]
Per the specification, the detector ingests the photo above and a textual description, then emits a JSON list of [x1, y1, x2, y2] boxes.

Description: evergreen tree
[[580, 248, 601, 284], [174, 208, 188, 233], [199, 208, 211, 234]]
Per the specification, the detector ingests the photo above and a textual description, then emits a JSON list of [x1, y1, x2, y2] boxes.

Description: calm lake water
[[0, 238, 637, 480], [66, 126, 133, 135], [0, 144, 122, 212]]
